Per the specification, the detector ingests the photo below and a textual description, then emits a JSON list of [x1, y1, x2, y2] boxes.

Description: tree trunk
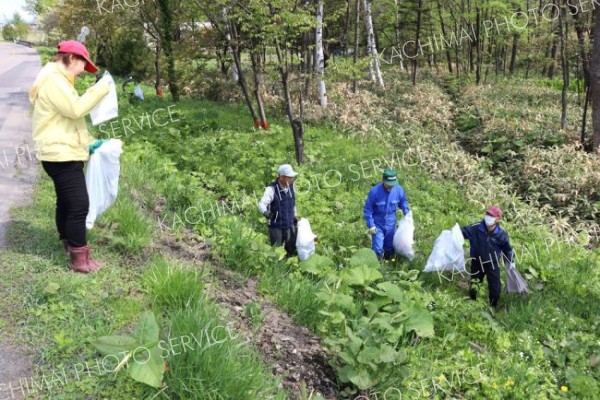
[[230, 23, 259, 127], [251, 50, 267, 130], [222, 8, 238, 82], [437, 0, 452, 73], [275, 37, 304, 164], [412, 0, 423, 85], [546, 2, 560, 79], [157, 0, 179, 101], [352, 0, 360, 93], [363, 0, 384, 89], [394, 0, 404, 70], [591, 7, 600, 151], [509, 32, 518, 75], [559, 2, 569, 130], [475, 6, 481, 84], [154, 40, 161, 96], [316, 0, 327, 108]]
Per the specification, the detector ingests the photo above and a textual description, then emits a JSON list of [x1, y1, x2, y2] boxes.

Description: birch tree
[[363, 0, 384, 89], [592, 7, 600, 151], [316, 0, 327, 108]]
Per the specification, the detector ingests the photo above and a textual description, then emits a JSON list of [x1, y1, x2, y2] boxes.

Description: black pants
[[469, 259, 501, 307], [42, 161, 89, 247], [269, 226, 297, 257]]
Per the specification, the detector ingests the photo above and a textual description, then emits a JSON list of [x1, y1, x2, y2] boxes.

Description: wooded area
[[21, 0, 600, 161]]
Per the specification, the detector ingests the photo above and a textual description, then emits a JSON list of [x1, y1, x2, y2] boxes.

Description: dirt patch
[[0, 345, 33, 400], [211, 267, 339, 399]]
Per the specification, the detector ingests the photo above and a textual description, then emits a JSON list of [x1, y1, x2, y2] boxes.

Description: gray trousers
[[269, 226, 297, 257]]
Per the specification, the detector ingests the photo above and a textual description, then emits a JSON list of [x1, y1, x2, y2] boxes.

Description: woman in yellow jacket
[[29, 40, 110, 273]]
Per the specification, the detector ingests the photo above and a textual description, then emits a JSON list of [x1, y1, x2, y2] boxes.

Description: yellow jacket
[[29, 62, 109, 162]]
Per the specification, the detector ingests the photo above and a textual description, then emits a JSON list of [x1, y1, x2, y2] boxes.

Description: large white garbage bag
[[90, 72, 119, 126], [296, 218, 317, 261], [423, 223, 466, 273], [85, 139, 123, 229], [393, 211, 415, 260]]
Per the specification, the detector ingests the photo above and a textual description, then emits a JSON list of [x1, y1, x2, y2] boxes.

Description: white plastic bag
[[423, 223, 466, 273], [90, 72, 119, 126], [133, 85, 144, 100], [505, 268, 529, 294], [393, 212, 415, 259], [85, 139, 123, 229], [296, 218, 317, 261]]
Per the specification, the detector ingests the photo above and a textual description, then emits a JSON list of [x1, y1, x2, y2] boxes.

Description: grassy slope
[[1, 53, 598, 399], [106, 82, 599, 399]]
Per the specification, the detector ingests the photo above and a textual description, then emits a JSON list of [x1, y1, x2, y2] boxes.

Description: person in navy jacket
[[364, 169, 410, 259], [258, 164, 299, 257], [461, 206, 516, 307]]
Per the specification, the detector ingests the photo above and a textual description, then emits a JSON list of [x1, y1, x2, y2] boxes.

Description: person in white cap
[[258, 164, 299, 257]]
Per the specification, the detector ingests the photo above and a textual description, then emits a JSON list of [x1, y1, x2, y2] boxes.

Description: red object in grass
[[253, 119, 261, 128], [261, 120, 269, 130], [156, 88, 163, 97]]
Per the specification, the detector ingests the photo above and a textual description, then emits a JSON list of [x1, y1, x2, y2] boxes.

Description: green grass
[[0, 166, 288, 399], [97, 86, 600, 399]]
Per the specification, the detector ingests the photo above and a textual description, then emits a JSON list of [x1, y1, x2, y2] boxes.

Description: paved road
[[0, 42, 40, 248], [0, 42, 40, 400]]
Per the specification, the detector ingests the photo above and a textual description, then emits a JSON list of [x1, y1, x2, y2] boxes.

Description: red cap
[[57, 40, 98, 73], [486, 205, 502, 219]]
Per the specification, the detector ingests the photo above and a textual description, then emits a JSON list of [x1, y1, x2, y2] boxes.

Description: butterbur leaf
[[342, 264, 383, 287], [129, 345, 165, 388], [350, 369, 375, 390], [91, 336, 137, 356], [378, 344, 398, 363], [349, 248, 380, 270], [133, 311, 159, 344], [403, 306, 434, 338], [375, 282, 404, 302], [300, 254, 334, 276], [338, 364, 357, 384]]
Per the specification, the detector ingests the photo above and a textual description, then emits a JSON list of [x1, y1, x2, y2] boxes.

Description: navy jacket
[[268, 180, 295, 229], [461, 221, 514, 269]]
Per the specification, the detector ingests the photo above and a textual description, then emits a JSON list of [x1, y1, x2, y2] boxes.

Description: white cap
[[277, 164, 298, 177]]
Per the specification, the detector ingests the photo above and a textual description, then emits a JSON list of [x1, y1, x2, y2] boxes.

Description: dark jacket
[[461, 221, 514, 269], [269, 180, 295, 229]]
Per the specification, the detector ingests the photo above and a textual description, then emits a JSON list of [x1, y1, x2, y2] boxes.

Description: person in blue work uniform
[[258, 164, 299, 257], [364, 169, 410, 260], [461, 206, 516, 308]]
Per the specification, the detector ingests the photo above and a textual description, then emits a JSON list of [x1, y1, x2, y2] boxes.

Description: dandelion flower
[[561, 386, 568, 392], [438, 374, 446, 381], [505, 379, 515, 386]]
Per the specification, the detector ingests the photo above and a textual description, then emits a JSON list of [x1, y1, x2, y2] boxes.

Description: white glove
[[508, 262, 516, 270], [368, 226, 377, 235]]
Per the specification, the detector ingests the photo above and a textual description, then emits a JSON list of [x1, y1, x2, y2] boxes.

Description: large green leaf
[[129, 345, 165, 388], [403, 305, 434, 338], [300, 254, 334, 276], [366, 282, 404, 303], [342, 264, 383, 286], [349, 248, 380, 270], [91, 336, 138, 356], [133, 311, 160, 344], [350, 368, 375, 390]]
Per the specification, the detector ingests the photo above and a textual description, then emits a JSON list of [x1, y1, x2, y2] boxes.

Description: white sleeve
[[258, 186, 274, 216]]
